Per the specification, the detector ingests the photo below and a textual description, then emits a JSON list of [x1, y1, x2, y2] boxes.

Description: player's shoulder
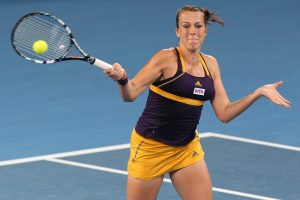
[[151, 47, 177, 64], [155, 47, 177, 58], [200, 53, 218, 64], [200, 53, 220, 78]]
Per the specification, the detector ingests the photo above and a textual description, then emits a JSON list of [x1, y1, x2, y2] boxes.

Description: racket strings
[[17, 17, 68, 49], [14, 19, 68, 60], [14, 16, 70, 60], [13, 14, 71, 62]]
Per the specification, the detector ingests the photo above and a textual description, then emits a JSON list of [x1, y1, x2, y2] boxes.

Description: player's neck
[[179, 46, 200, 66]]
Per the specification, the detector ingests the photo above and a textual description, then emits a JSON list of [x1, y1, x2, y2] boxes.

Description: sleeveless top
[[135, 47, 215, 146]]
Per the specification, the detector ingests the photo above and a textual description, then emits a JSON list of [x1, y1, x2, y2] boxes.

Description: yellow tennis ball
[[32, 40, 48, 54]]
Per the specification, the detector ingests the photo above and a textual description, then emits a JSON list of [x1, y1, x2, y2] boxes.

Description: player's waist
[[134, 125, 198, 146]]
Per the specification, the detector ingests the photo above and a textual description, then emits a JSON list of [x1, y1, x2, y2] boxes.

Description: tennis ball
[[32, 40, 48, 54]]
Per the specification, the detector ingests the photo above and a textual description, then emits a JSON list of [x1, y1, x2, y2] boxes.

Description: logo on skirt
[[192, 151, 199, 157]]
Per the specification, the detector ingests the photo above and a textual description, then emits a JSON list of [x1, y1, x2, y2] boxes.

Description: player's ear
[[204, 26, 208, 37], [175, 28, 180, 38]]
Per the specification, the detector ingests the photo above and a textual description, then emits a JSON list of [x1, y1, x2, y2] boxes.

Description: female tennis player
[[104, 5, 291, 200]]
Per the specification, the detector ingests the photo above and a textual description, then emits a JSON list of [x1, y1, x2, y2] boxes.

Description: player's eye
[[181, 24, 190, 29], [195, 24, 203, 28]]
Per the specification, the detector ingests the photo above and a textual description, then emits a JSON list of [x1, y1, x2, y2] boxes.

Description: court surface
[[0, 0, 299, 199], [1, 133, 300, 199]]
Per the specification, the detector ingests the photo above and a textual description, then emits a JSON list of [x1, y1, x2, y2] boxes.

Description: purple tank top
[[135, 47, 215, 146]]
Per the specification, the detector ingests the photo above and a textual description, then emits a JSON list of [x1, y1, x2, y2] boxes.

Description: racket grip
[[91, 58, 113, 69]]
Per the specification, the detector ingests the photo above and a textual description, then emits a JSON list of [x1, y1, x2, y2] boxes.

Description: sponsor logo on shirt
[[193, 87, 205, 96], [195, 81, 202, 86]]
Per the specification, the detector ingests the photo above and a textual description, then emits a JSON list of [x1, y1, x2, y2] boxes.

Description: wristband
[[117, 70, 128, 86]]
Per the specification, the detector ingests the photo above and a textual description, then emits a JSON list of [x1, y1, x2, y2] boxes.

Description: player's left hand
[[257, 81, 291, 109]]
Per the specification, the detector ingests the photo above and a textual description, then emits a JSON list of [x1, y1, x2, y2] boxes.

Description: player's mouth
[[188, 39, 199, 44]]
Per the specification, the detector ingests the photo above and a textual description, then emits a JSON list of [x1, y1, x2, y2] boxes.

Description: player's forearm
[[118, 81, 135, 102], [219, 90, 261, 123], [118, 80, 145, 102]]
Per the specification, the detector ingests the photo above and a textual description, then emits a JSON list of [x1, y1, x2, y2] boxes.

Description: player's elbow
[[219, 117, 230, 124], [216, 113, 231, 124], [122, 96, 135, 102], [213, 103, 232, 124], [121, 92, 137, 102]]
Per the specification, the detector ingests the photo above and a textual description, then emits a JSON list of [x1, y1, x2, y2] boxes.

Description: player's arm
[[104, 49, 171, 102], [205, 55, 290, 123]]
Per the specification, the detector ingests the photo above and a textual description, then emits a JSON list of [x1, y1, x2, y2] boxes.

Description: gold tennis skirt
[[127, 129, 205, 180]]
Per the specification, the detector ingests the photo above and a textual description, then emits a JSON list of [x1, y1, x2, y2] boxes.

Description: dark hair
[[176, 5, 224, 28]]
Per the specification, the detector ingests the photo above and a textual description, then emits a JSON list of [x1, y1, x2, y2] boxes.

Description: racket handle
[[91, 58, 113, 69]]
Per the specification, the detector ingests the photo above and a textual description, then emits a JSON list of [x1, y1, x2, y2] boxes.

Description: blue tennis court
[[1, 134, 299, 199], [0, 0, 299, 199]]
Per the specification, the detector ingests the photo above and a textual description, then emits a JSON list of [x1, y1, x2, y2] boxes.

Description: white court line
[[0, 131, 297, 199], [207, 132, 300, 152], [0, 143, 129, 167], [46, 158, 280, 200], [0, 133, 213, 167], [0, 131, 298, 167]]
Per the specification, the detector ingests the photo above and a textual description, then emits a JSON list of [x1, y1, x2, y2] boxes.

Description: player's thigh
[[169, 160, 212, 200], [127, 175, 164, 200]]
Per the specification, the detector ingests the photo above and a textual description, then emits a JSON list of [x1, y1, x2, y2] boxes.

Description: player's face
[[176, 11, 207, 52]]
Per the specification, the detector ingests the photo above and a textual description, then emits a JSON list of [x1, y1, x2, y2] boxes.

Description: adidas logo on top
[[195, 81, 202, 86]]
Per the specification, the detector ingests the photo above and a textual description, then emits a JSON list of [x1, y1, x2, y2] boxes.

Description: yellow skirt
[[127, 129, 205, 180]]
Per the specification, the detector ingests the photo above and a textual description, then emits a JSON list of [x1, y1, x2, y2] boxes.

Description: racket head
[[11, 12, 73, 64]]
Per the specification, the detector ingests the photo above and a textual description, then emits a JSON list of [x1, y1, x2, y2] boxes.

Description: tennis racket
[[11, 12, 112, 69]]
